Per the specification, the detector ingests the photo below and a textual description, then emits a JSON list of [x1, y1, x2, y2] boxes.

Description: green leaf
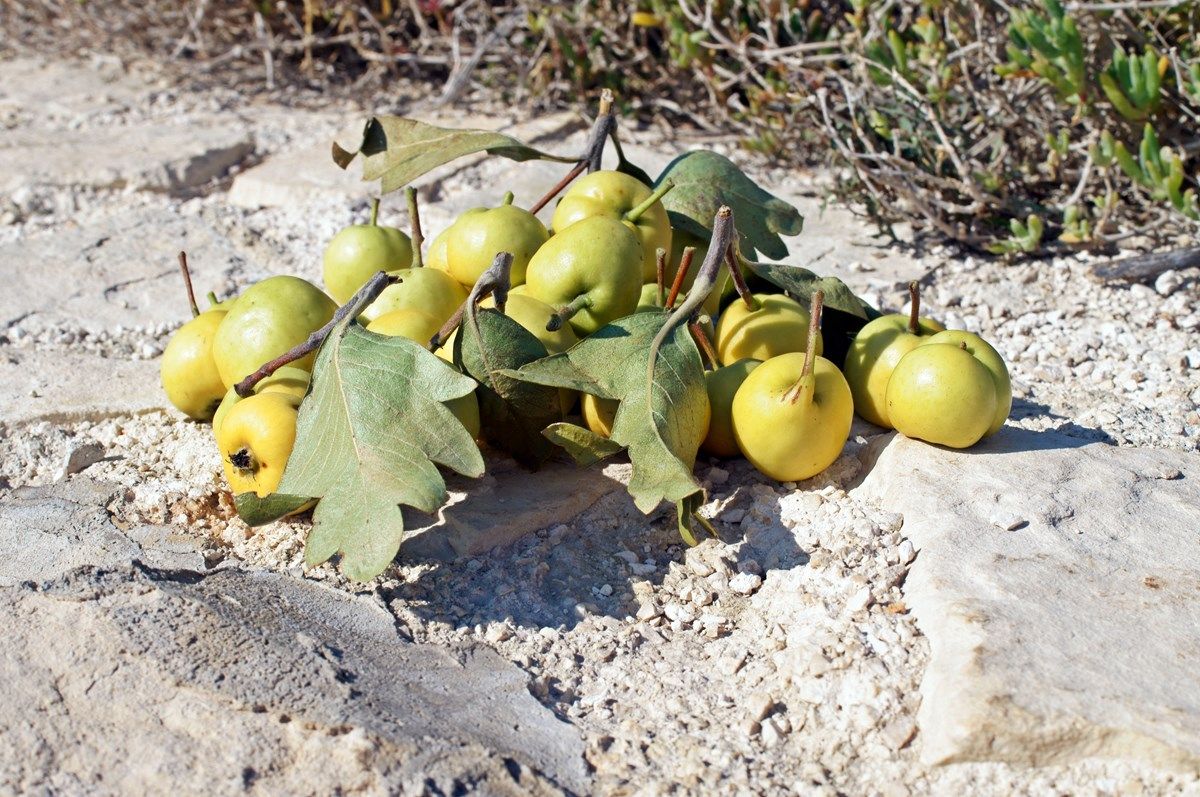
[[740, 259, 874, 320], [676, 491, 716, 547], [233, 492, 312, 527], [333, 116, 575, 194], [655, 150, 804, 260], [279, 322, 485, 581], [456, 308, 563, 468], [542, 422, 625, 466], [512, 312, 709, 515]]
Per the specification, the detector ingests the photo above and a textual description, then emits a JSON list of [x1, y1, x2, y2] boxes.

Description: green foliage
[[1100, 45, 1163, 121], [1097, 126, 1199, 219], [986, 215, 1045, 255], [997, 0, 1087, 106]]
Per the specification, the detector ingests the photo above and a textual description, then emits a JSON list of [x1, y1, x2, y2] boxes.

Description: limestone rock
[[0, 349, 166, 424], [0, 564, 586, 794], [0, 205, 252, 333], [229, 141, 376, 208], [853, 427, 1200, 771], [0, 123, 252, 195], [0, 478, 209, 586]]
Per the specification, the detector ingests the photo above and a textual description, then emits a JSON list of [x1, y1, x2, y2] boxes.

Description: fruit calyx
[[784, 290, 825, 405], [229, 447, 258, 475]]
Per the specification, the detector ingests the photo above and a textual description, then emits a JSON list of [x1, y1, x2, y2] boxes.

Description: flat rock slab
[[0, 122, 253, 195], [1, 565, 585, 794], [0, 348, 166, 425], [0, 57, 147, 123], [403, 456, 630, 561], [0, 205, 253, 333], [852, 427, 1200, 771], [0, 479, 210, 587]]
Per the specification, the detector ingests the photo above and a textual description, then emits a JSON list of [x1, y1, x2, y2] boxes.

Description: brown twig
[[177, 251, 200, 318], [529, 89, 615, 214], [655, 247, 667, 306], [689, 321, 718, 369], [665, 246, 695, 310], [234, 271, 398, 397]]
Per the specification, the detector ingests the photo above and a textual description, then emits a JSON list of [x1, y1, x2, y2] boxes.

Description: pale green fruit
[[702, 359, 761, 458], [446, 392, 481, 440], [525, 216, 643, 336], [445, 204, 548, 289], [843, 314, 945, 428], [920, 330, 1011, 437], [322, 219, 412, 304], [886, 343, 998, 449], [732, 352, 853, 481], [213, 276, 337, 388], [362, 267, 467, 325], [552, 170, 671, 281], [161, 308, 227, 421], [715, 294, 823, 366]]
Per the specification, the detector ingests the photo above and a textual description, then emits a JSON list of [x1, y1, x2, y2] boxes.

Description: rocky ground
[[1, 54, 1199, 796]]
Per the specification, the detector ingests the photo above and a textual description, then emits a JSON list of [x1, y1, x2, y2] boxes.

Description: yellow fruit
[[160, 309, 228, 421], [921, 330, 1011, 437], [213, 276, 337, 388], [552, 170, 672, 281], [425, 227, 452, 271], [701, 359, 761, 458], [582, 393, 619, 438], [445, 203, 548, 288], [212, 366, 311, 438], [362, 267, 466, 325], [216, 392, 300, 497], [732, 352, 853, 482], [321, 209, 412, 304], [715, 294, 823, 366], [366, 308, 443, 345], [885, 343, 998, 449]]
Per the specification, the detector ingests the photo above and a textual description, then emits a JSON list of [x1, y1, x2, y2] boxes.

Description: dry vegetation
[[6, 0, 1199, 254]]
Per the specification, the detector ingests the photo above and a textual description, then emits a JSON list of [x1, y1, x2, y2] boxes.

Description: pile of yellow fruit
[[160, 169, 1011, 507]]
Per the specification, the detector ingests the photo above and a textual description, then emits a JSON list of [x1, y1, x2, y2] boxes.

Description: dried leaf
[[334, 116, 574, 194]]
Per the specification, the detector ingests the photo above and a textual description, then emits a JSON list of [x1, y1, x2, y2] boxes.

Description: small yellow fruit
[[362, 267, 467, 325], [212, 366, 311, 438], [885, 343, 998, 449], [701, 359, 761, 458], [424, 227, 452, 272], [732, 352, 853, 482], [920, 330, 1011, 437], [366, 308, 443, 345], [582, 393, 619, 438], [216, 392, 300, 497], [160, 309, 228, 421], [715, 294, 823, 366]]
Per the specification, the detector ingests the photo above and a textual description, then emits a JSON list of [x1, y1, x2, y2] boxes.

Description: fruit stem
[[430, 252, 515, 352], [501, 191, 515, 206], [655, 248, 667, 306], [784, 290, 824, 405], [369, 197, 380, 227], [547, 295, 592, 332], [689, 321, 718, 369], [405, 187, 424, 268], [728, 249, 758, 310], [177, 251, 200, 318], [907, 280, 920, 334], [624, 180, 674, 224], [234, 270, 399, 397], [529, 90, 615, 213], [665, 246, 696, 310], [206, 291, 219, 307]]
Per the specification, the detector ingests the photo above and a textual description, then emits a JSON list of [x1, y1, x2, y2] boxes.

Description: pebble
[[991, 512, 1028, 531], [722, 508, 746, 524], [1154, 269, 1184, 296], [846, 587, 873, 613], [728, 572, 763, 596], [747, 692, 776, 722]]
